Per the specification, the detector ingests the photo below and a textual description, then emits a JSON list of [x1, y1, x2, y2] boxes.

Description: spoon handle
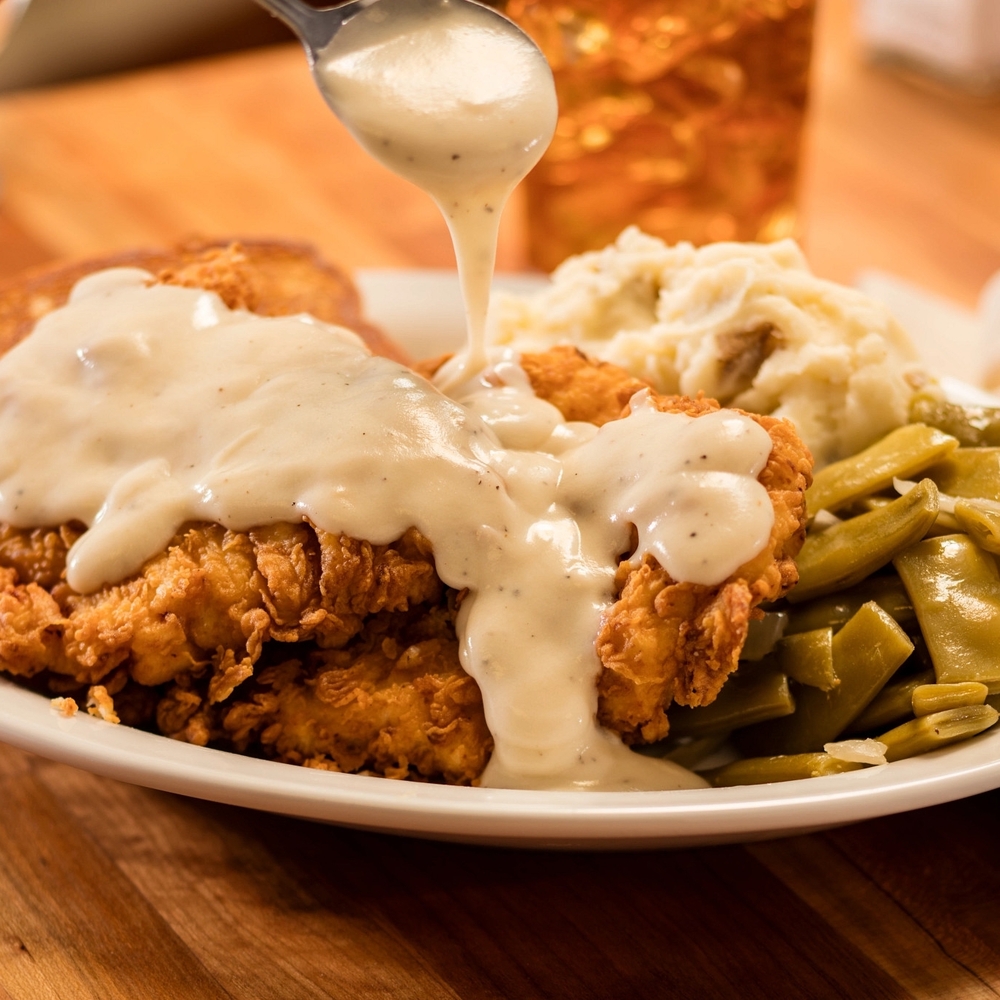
[[252, 0, 343, 56]]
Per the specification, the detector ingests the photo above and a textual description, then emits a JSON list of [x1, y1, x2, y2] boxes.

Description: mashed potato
[[490, 228, 932, 467]]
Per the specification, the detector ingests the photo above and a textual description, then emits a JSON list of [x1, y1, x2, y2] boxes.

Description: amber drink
[[494, 0, 815, 271]]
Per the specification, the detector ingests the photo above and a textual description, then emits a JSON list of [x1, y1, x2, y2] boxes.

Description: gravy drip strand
[[313, 0, 557, 388], [0, 272, 776, 790]]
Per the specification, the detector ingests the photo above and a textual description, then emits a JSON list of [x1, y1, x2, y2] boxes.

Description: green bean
[[660, 733, 731, 770], [777, 628, 837, 691], [740, 611, 789, 661], [954, 498, 1000, 554], [737, 602, 913, 756], [878, 705, 999, 761], [845, 668, 935, 734], [668, 668, 794, 739], [784, 574, 915, 634], [911, 681, 988, 716], [847, 495, 893, 515], [806, 423, 958, 515], [789, 479, 939, 604], [906, 632, 937, 674], [894, 534, 1000, 691], [850, 493, 961, 535], [910, 394, 1000, 447], [705, 753, 864, 787], [926, 448, 1000, 500]]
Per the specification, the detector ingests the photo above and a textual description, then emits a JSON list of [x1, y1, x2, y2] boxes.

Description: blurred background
[[0, 0, 998, 379], [0, 0, 292, 92], [2, 0, 998, 96]]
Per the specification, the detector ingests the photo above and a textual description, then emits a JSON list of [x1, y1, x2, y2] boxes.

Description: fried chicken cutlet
[[0, 237, 405, 364], [0, 249, 811, 783], [433, 345, 812, 747]]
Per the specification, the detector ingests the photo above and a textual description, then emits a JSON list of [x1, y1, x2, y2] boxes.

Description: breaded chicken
[[0, 523, 442, 686], [0, 254, 811, 783], [596, 406, 809, 743], [516, 346, 811, 745], [183, 603, 491, 784], [0, 519, 481, 779], [0, 238, 406, 364]]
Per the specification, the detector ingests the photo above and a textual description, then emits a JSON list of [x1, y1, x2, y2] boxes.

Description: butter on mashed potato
[[490, 228, 932, 467]]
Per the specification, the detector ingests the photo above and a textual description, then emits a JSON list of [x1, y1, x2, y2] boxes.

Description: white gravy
[[313, 0, 556, 387], [0, 271, 777, 790]]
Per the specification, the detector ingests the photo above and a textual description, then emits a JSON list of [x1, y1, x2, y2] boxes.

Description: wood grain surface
[[1, 2, 1000, 997]]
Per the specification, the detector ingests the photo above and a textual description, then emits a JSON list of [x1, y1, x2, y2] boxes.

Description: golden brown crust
[[414, 346, 812, 749], [0, 520, 485, 780], [0, 522, 82, 592], [593, 399, 812, 744], [0, 237, 408, 364], [0, 523, 442, 683], [519, 345, 650, 426], [151, 600, 491, 784], [0, 566, 66, 677], [418, 344, 652, 427], [222, 624, 491, 784], [596, 565, 756, 743]]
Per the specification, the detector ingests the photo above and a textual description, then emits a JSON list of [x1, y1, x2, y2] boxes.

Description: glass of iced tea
[[490, 0, 816, 271]]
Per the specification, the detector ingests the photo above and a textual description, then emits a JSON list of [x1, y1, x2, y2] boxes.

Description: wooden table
[[1, 3, 1000, 997]]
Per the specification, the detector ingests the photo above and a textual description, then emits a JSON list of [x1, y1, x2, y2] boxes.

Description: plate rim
[[3, 675, 1000, 846]]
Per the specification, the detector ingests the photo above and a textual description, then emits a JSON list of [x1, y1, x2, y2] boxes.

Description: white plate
[[2, 269, 999, 850], [4, 676, 1000, 848]]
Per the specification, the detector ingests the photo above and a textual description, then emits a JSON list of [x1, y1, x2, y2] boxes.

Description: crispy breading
[[593, 399, 811, 744], [0, 523, 440, 689], [50, 696, 78, 718], [0, 565, 66, 677], [154, 603, 490, 784], [0, 238, 407, 364], [519, 345, 650, 425], [416, 344, 650, 427], [265, 643, 490, 784], [86, 684, 120, 724], [231, 613, 489, 784], [0, 522, 81, 592], [518, 344, 811, 745]]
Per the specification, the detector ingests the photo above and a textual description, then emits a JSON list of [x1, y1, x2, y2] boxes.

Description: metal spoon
[[252, 0, 350, 64]]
